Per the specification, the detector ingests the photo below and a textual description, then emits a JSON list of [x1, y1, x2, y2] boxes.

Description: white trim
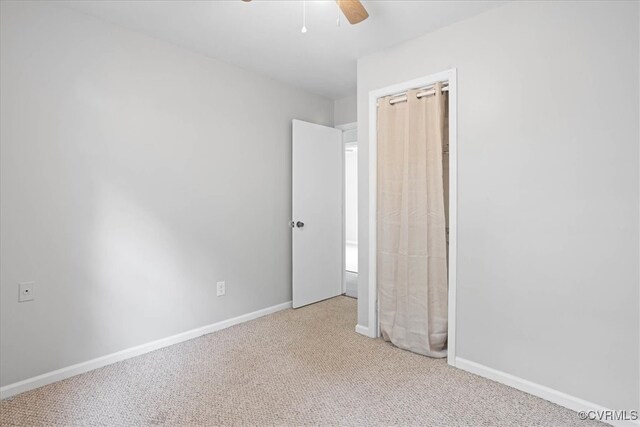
[[447, 69, 458, 366], [0, 301, 292, 400], [367, 69, 458, 366], [355, 324, 369, 336], [367, 83, 378, 339], [341, 128, 347, 295], [456, 357, 639, 427]]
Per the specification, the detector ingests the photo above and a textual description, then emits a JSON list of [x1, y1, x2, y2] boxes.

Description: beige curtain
[[377, 83, 448, 358]]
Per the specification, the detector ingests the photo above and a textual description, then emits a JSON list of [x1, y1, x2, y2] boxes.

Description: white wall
[[357, 0, 639, 412], [0, 1, 333, 387], [334, 94, 357, 126]]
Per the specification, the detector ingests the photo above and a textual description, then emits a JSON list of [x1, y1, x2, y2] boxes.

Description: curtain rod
[[378, 82, 449, 106]]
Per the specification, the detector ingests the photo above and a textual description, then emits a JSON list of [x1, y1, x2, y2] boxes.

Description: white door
[[292, 119, 343, 308]]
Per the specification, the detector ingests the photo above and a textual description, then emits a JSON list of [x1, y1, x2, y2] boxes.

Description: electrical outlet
[[216, 281, 226, 297], [19, 282, 35, 302]]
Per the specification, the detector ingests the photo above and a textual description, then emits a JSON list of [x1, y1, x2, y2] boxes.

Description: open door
[[292, 119, 343, 308]]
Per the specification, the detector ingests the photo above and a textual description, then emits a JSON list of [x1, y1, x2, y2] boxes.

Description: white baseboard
[[455, 357, 639, 427], [0, 301, 292, 400], [355, 324, 369, 336]]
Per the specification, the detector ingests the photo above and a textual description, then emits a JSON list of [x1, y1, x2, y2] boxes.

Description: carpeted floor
[[1, 296, 600, 426]]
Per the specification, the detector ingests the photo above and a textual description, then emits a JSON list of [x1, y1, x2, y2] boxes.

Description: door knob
[[296, 221, 305, 228]]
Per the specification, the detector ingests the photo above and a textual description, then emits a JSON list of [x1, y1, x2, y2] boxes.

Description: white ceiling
[[60, 0, 505, 100]]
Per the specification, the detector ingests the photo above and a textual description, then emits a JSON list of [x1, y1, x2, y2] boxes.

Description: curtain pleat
[[377, 83, 448, 358]]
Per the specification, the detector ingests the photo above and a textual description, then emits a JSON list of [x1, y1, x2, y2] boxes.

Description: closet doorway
[[366, 69, 457, 365]]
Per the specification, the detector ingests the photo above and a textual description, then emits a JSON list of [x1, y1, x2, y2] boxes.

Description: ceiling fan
[[335, 0, 369, 24], [241, 0, 369, 25]]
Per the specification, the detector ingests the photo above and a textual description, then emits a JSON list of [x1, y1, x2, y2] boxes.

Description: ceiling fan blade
[[336, 0, 369, 25]]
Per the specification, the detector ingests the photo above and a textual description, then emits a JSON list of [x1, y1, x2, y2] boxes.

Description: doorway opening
[[337, 122, 358, 299], [345, 141, 358, 298], [366, 69, 457, 365]]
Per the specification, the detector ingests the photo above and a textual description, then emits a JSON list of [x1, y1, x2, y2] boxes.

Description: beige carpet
[[1, 297, 600, 426]]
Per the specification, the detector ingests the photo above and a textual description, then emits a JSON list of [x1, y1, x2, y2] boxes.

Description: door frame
[[336, 122, 357, 295], [366, 68, 458, 366]]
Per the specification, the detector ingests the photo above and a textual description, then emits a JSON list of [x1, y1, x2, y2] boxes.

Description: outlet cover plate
[[216, 281, 225, 297]]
